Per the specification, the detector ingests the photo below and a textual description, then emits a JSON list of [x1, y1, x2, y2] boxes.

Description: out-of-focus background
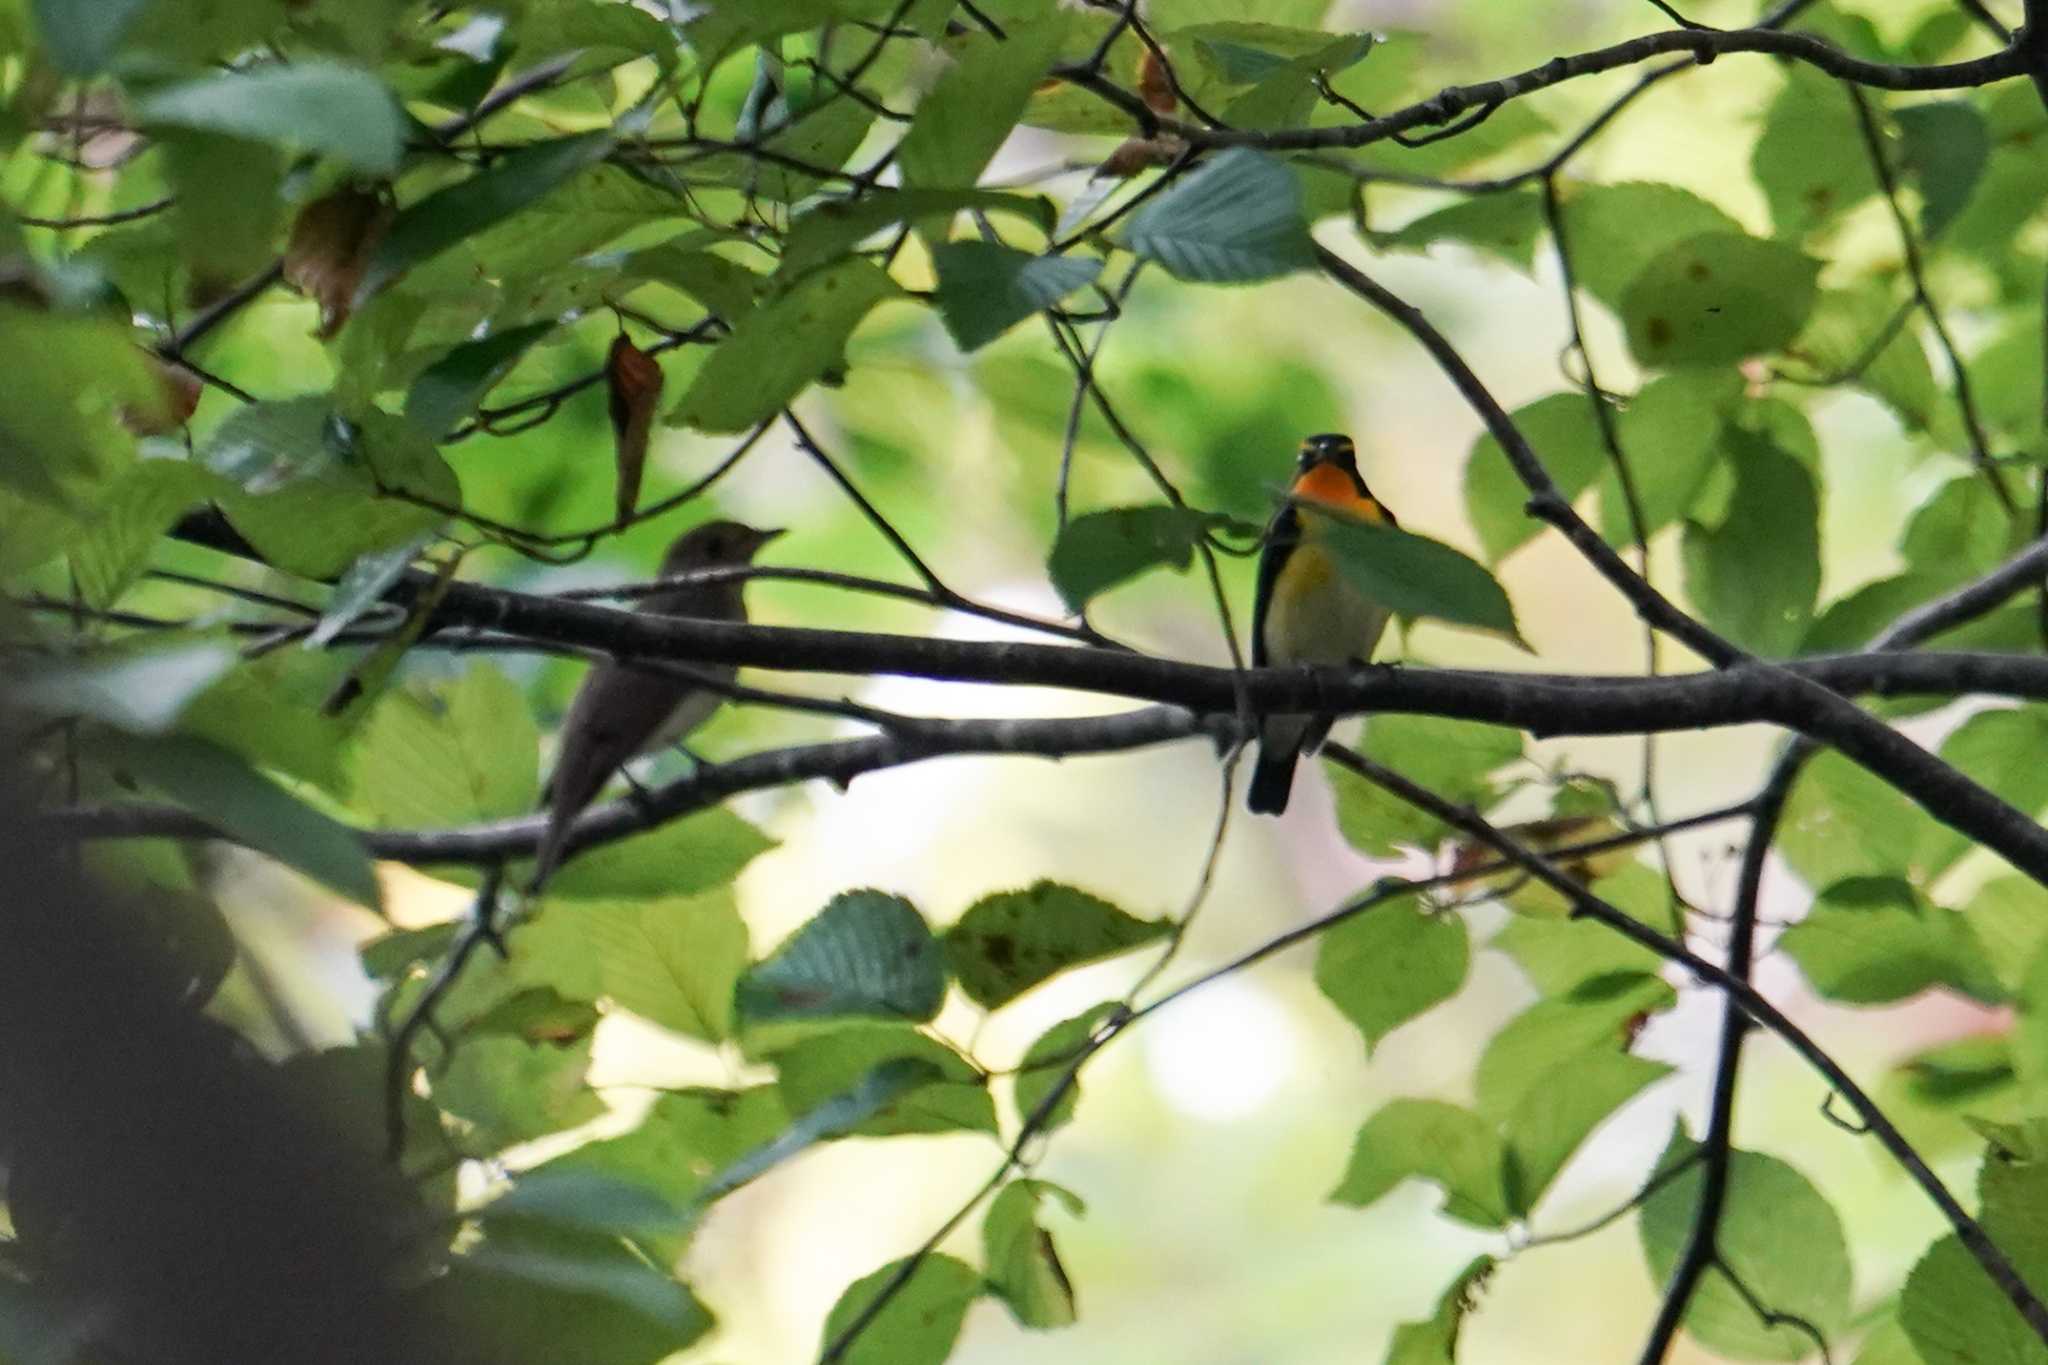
[[15, 0, 2026, 1359]]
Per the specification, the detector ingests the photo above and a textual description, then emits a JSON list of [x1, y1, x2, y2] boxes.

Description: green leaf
[[1383, 1257, 1494, 1365], [1780, 747, 1926, 889], [1623, 231, 1821, 367], [1853, 1317, 1930, 1365], [306, 532, 432, 649], [1919, 708, 2048, 876], [1559, 182, 1745, 309], [695, 1059, 941, 1205], [1599, 370, 1745, 543], [1372, 192, 1545, 270], [1783, 286, 1937, 432], [361, 921, 459, 980], [32, 0, 149, 73], [1641, 1133, 1854, 1360], [737, 890, 946, 1028], [1014, 1002, 1118, 1135], [69, 457, 226, 608], [932, 243, 1101, 352], [351, 666, 538, 827], [771, 1024, 996, 1137], [12, 639, 237, 734], [1327, 716, 1523, 857], [1120, 149, 1318, 284], [1315, 903, 1469, 1054], [478, 1170, 684, 1241], [1328, 1099, 1510, 1228], [202, 398, 459, 579], [1898, 101, 1990, 239], [1963, 877, 2048, 997], [1047, 504, 1231, 611], [1464, 392, 1606, 562], [404, 321, 557, 437], [945, 881, 1168, 1009], [1475, 973, 1673, 1119], [983, 1180, 1080, 1329], [1313, 512, 1523, 642], [1751, 65, 1876, 239], [576, 891, 750, 1043], [1502, 1048, 1670, 1215], [899, 14, 1071, 193], [1680, 427, 1819, 654], [670, 257, 899, 432], [817, 1253, 981, 1365], [1896, 1034, 2015, 1110], [103, 734, 380, 910], [782, 190, 1055, 277], [542, 806, 774, 900], [432, 1032, 605, 1147], [1902, 1122, 2048, 1365], [617, 244, 763, 323], [138, 62, 405, 176], [358, 132, 615, 302], [1902, 476, 2014, 589], [1492, 862, 1670, 994], [441, 1225, 711, 1363]]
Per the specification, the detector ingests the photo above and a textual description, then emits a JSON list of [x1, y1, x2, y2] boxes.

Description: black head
[[1295, 432, 1358, 475]]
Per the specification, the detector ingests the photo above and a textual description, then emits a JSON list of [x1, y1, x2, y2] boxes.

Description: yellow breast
[[1263, 538, 1393, 669]]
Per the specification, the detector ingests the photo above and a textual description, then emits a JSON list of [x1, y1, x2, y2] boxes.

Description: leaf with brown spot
[[282, 187, 392, 339], [605, 334, 663, 522]]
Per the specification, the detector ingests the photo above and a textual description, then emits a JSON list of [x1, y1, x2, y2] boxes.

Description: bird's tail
[[1247, 746, 1299, 815]]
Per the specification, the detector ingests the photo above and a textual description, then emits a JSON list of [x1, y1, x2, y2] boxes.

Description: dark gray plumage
[[531, 520, 781, 888]]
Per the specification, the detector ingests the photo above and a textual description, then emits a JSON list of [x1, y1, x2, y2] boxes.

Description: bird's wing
[[1251, 502, 1302, 668], [542, 661, 691, 816]]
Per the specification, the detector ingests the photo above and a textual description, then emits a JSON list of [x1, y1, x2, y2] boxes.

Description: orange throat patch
[[1292, 462, 1383, 521]]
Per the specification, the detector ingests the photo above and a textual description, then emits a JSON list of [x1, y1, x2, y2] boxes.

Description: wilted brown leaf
[[606, 333, 664, 523], [282, 187, 392, 340], [1137, 46, 1176, 114]]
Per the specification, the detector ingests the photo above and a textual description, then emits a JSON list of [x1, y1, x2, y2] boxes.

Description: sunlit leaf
[[1120, 149, 1317, 283], [1623, 232, 1821, 368], [1328, 1099, 1510, 1227], [1315, 903, 1469, 1054], [817, 1253, 980, 1365]]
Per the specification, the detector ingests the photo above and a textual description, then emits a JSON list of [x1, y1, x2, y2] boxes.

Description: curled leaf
[[282, 187, 393, 339], [1137, 46, 1176, 115], [605, 334, 664, 523]]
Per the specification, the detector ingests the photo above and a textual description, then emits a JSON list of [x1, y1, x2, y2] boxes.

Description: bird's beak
[[752, 526, 786, 549]]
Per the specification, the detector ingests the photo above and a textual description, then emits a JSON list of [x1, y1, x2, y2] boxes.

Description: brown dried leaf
[[120, 355, 204, 435], [1095, 134, 1185, 179], [282, 188, 392, 340], [1137, 46, 1176, 115], [606, 334, 664, 523]]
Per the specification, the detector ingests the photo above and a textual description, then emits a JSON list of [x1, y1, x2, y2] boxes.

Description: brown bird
[[531, 519, 782, 888]]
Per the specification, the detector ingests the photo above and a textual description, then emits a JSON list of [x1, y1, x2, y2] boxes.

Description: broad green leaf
[[1898, 101, 1990, 239], [1641, 1133, 1854, 1360], [1047, 504, 1232, 611], [1853, 1318, 1929, 1365], [945, 880, 1169, 1009], [1216, 31, 1375, 131], [512, 0, 682, 77], [818, 1253, 980, 1365], [432, 1032, 604, 1147], [1781, 876, 2007, 1005], [1384, 1257, 1495, 1365], [1783, 286, 1937, 433], [1373, 192, 1544, 270], [1623, 232, 1821, 367], [1491, 862, 1668, 995], [176, 647, 356, 794], [0, 308, 156, 504], [782, 190, 1055, 276], [404, 321, 557, 436], [12, 640, 237, 734], [361, 921, 459, 981], [1120, 149, 1317, 283], [1327, 716, 1523, 857], [478, 1170, 684, 1241], [358, 132, 615, 302], [351, 666, 538, 827], [1751, 65, 1876, 239], [771, 1024, 996, 1137], [1901, 476, 2014, 589], [1328, 1099, 1510, 1228], [684, 0, 895, 70], [1475, 973, 1673, 1119], [1559, 182, 1745, 309], [1680, 427, 1818, 653], [1464, 392, 1606, 562], [306, 532, 433, 649], [1502, 1048, 1670, 1215], [670, 257, 898, 432], [1915, 708, 2048, 877], [1896, 1034, 2016, 1111], [1014, 1002, 1119, 1135], [439, 1225, 711, 1363], [695, 1059, 942, 1205], [1901, 1122, 2048, 1365], [932, 243, 1102, 352], [618, 245, 762, 323], [69, 457, 225, 608], [138, 63, 405, 175], [900, 14, 1071, 193], [1314, 512, 1523, 642], [576, 891, 750, 1043], [202, 398, 460, 579], [542, 807, 775, 900], [32, 0, 149, 73], [1779, 747, 1927, 889], [1315, 903, 1469, 1054], [1963, 877, 2048, 997], [102, 734, 380, 910], [736, 890, 946, 1028], [1598, 370, 1745, 544], [983, 1180, 1080, 1329]]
